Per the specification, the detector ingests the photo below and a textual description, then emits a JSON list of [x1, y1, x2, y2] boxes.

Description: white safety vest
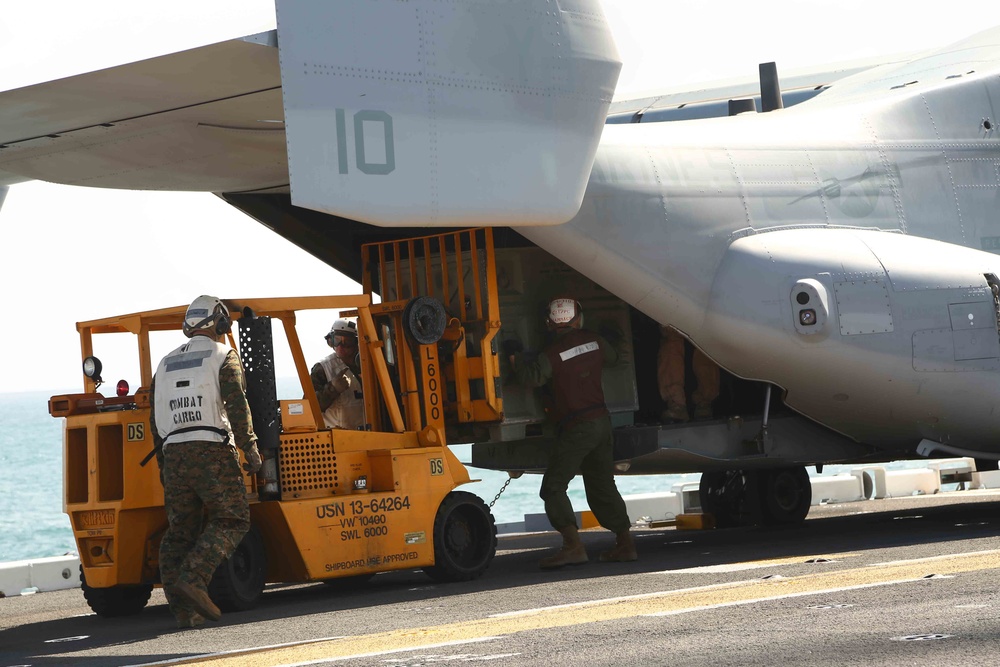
[[153, 336, 233, 446], [319, 354, 365, 430]]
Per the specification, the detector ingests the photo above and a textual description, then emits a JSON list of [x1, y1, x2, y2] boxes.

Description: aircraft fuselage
[[523, 68, 1000, 455]]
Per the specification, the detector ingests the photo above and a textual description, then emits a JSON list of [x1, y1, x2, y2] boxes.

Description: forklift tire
[[208, 525, 267, 612], [423, 491, 497, 583], [80, 566, 153, 618]]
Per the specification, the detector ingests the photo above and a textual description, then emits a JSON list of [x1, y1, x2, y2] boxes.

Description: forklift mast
[[360, 228, 504, 443]]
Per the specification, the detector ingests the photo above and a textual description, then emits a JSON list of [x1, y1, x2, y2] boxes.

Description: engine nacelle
[[702, 228, 1000, 452]]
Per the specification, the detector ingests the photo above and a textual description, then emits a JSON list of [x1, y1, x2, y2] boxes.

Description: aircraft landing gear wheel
[[699, 470, 762, 528], [80, 566, 153, 617], [759, 466, 811, 526], [423, 491, 497, 582], [208, 525, 267, 612]]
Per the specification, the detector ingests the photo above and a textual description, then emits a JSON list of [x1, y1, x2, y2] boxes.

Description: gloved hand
[[330, 367, 352, 393], [242, 444, 262, 475]]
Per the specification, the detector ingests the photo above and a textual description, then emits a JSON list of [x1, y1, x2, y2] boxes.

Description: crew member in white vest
[[310, 318, 365, 430], [150, 295, 261, 628]]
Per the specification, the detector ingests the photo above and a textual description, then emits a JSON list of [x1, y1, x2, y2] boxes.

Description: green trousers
[[539, 416, 630, 533]]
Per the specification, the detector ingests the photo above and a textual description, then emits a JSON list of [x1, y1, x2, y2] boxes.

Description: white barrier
[[0, 560, 30, 597], [0, 554, 79, 597], [671, 482, 702, 513], [523, 510, 604, 532], [523, 492, 687, 532], [851, 467, 886, 499], [884, 468, 940, 497], [810, 474, 864, 505], [969, 469, 1000, 489], [621, 492, 683, 524], [927, 458, 975, 487]]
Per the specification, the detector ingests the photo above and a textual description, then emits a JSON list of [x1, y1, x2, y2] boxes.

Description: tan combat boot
[[599, 529, 638, 563], [168, 581, 221, 622], [539, 525, 589, 569], [660, 406, 689, 424], [175, 610, 205, 630], [693, 403, 713, 420]]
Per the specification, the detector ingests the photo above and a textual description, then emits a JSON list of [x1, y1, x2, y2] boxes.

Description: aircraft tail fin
[[276, 0, 620, 227]]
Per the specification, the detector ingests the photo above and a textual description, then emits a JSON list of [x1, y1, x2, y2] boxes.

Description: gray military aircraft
[[2, 1, 999, 527]]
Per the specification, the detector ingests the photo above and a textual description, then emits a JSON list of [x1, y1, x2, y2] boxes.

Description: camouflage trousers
[[160, 440, 250, 619], [539, 416, 630, 534]]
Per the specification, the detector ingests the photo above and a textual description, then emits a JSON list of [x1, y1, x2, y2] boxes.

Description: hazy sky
[[0, 1, 992, 393]]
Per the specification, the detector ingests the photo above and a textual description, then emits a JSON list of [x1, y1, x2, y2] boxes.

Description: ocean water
[[0, 390, 79, 563], [0, 388, 685, 563]]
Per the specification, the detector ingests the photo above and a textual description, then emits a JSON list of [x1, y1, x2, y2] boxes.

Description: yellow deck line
[[152, 549, 1000, 667]]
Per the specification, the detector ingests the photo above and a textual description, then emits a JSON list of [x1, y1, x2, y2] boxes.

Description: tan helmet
[[182, 295, 231, 338]]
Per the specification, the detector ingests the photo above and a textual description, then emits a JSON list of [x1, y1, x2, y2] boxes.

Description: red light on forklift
[[116, 380, 129, 397]]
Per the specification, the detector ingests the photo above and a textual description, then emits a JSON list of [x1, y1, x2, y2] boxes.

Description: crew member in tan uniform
[[658, 325, 720, 423]]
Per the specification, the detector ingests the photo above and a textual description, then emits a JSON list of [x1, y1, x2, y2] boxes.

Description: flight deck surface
[[3, 491, 1000, 666]]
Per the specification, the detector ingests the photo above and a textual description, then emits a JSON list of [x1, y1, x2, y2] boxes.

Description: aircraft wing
[[0, 17, 908, 196], [786, 26, 1000, 110], [607, 56, 912, 124], [0, 31, 287, 193], [4, 2, 998, 231], [609, 25, 1000, 125]]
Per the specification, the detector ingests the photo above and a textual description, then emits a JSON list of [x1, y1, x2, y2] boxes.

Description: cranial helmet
[[183, 295, 231, 338], [325, 318, 358, 345], [546, 297, 583, 329]]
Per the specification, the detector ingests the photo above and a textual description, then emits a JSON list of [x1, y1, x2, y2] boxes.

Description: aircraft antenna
[[759, 62, 784, 112]]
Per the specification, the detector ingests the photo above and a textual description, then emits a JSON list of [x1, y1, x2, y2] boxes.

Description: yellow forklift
[[51, 229, 505, 617]]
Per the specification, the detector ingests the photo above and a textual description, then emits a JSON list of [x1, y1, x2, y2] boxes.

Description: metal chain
[[489, 475, 515, 508]]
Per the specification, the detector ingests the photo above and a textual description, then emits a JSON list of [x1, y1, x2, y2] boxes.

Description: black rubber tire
[[208, 525, 267, 612], [80, 566, 152, 618], [699, 470, 753, 529], [759, 466, 812, 526], [423, 491, 497, 582], [402, 296, 448, 345]]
